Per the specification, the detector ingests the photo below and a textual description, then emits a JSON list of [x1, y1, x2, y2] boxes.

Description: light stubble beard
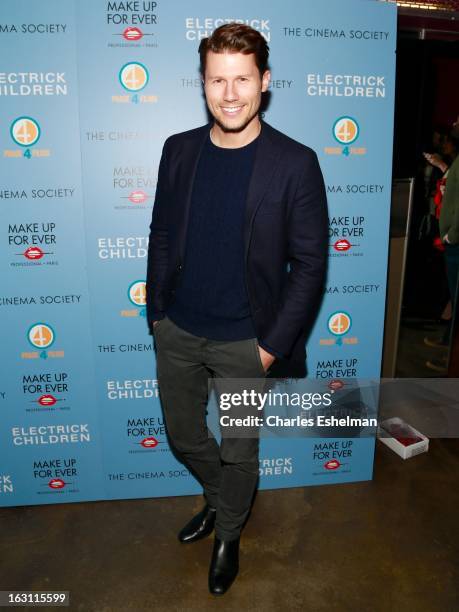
[[213, 107, 261, 134]]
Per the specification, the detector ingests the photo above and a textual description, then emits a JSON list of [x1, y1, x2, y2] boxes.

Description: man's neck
[[210, 118, 262, 149]]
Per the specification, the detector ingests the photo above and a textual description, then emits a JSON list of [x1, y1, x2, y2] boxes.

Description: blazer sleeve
[[146, 138, 171, 326], [260, 151, 329, 358]]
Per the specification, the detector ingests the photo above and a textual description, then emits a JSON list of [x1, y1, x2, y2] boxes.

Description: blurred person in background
[[425, 117, 459, 372]]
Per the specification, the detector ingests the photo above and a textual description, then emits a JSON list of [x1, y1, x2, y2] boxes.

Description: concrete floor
[[1, 438, 458, 612], [396, 318, 449, 378]]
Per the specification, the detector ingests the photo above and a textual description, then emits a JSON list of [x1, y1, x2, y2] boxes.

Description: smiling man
[[146, 23, 328, 595]]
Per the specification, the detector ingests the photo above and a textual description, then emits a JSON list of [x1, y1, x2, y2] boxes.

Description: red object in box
[[378, 417, 429, 459], [383, 424, 423, 447]]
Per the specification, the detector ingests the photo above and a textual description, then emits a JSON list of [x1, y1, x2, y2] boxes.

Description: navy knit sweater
[[166, 130, 258, 340]]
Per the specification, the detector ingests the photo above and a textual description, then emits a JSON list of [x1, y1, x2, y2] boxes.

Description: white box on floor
[[378, 417, 429, 460]]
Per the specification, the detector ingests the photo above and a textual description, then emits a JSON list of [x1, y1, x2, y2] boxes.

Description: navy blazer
[[146, 120, 328, 377]]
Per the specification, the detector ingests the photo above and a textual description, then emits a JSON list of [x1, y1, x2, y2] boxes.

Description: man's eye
[[239, 77, 248, 82]]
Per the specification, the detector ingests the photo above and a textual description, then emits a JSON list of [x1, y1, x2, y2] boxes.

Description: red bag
[[432, 174, 448, 252]]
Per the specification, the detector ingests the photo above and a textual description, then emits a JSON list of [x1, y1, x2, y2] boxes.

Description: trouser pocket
[[252, 338, 267, 376]]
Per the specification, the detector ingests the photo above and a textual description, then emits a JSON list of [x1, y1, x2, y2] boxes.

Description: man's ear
[[261, 69, 271, 93]]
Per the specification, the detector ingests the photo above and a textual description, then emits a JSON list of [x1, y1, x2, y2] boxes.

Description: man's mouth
[[221, 105, 244, 116]]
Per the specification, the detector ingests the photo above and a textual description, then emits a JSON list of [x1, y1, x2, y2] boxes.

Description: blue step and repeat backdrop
[[1, 0, 396, 506]]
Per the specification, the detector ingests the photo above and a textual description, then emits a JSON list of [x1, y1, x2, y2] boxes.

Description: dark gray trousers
[[154, 315, 266, 540]]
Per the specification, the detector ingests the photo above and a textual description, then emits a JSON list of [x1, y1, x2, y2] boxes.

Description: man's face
[[203, 50, 270, 133]]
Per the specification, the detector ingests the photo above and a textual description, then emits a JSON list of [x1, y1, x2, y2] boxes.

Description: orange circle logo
[[327, 312, 351, 336], [119, 62, 149, 92], [333, 117, 359, 145], [11, 117, 41, 147], [28, 323, 55, 348], [128, 281, 147, 306]]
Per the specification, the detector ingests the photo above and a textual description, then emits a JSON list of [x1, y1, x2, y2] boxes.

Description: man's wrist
[[150, 314, 165, 329], [258, 340, 283, 360]]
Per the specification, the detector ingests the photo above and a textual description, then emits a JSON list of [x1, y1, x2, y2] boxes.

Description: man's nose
[[223, 81, 238, 101]]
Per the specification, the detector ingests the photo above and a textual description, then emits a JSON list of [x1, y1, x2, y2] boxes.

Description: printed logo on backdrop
[[98, 236, 148, 259], [126, 190, 150, 206], [12, 424, 90, 446], [113, 165, 155, 210], [0, 72, 67, 96], [0, 475, 13, 494], [107, 1, 159, 49], [325, 116, 366, 157], [120, 189, 153, 209], [126, 417, 169, 454], [0, 23, 67, 35], [325, 284, 380, 297], [178, 75, 294, 93], [327, 379, 345, 391], [120, 62, 148, 90], [283, 25, 390, 41], [0, 187, 75, 202], [185, 17, 270, 41], [307, 75, 386, 99], [0, 294, 81, 307], [326, 183, 384, 197], [268, 78, 294, 91], [315, 359, 359, 379], [11, 116, 40, 146], [8, 221, 57, 267], [112, 62, 158, 104], [259, 457, 293, 478], [107, 379, 159, 400], [98, 341, 153, 355], [85, 129, 157, 143], [4, 116, 50, 159], [121, 280, 147, 318], [312, 440, 353, 475], [32, 457, 79, 496], [179, 77, 295, 90], [21, 323, 64, 360], [108, 467, 191, 482], [22, 371, 70, 413], [329, 216, 365, 257], [319, 311, 359, 347]]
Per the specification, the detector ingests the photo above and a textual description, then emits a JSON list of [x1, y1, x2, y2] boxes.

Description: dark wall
[[394, 36, 459, 318], [393, 38, 459, 179]]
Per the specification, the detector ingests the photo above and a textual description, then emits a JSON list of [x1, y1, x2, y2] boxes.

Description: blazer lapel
[[244, 121, 282, 259], [177, 123, 211, 260]]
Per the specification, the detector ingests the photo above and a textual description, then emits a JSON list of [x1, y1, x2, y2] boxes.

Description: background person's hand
[[423, 152, 448, 173]]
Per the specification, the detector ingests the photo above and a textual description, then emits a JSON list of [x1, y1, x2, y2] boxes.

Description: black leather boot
[[208, 536, 239, 595], [177, 505, 216, 543]]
